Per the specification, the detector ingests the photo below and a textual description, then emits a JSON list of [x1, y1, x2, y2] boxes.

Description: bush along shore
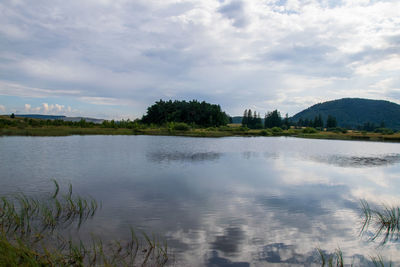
[[0, 180, 169, 266], [1, 115, 400, 142]]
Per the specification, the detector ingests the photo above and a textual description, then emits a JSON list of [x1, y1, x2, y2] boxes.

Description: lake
[[1, 135, 400, 266]]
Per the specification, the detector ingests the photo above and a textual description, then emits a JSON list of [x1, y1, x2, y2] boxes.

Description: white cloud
[[24, 104, 41, 113], [78, 96, 135, 106], [42, 103, 50, 113], [24, 103, 31, 112], [55, 104, 64, 112], [0, 0, 399, 117], [0, 104, 5, 113], [0, 81, 81, 98], [41, 103, 71, 114]]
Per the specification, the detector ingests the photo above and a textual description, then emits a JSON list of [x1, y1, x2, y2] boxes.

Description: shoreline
[[1, 127, 400, 143]]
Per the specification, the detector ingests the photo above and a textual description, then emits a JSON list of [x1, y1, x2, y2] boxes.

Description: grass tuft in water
[[317, 247, 344, 267], [0, 181, 169, 266], [360, 199, 400, 245]]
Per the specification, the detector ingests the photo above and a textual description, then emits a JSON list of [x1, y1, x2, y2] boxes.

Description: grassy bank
[[2, 125, 400, 142], [1, 116, 400, 142]]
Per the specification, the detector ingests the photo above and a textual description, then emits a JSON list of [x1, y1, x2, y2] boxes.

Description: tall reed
[[0, 180, 168, 266]]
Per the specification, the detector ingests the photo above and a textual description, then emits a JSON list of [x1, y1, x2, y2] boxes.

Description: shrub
[[235, 126, 249, 132], [374, 128, 394, 135], [271, 127, 283, 133], [302, 127, 318, 134], [206, 127, 217, 131], [329, 127, 347, 134], [173, 122, 190, 131], [268, 127, 283, 136], [259, 129, 271, 136], [218, 126, 232, 131]]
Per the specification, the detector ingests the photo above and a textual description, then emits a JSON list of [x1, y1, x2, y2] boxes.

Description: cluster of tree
[[357, 121, 388, 132], [1, 115, 146, 129], [242, 109, 262, 129], [141, 100, 230, 127], [101, 119, 141, 129], [264, 110, 283, 128], [241, 109, 290, 129], [0, 117, 98, 128], [241, 110, 339, 130], [296, 114, 337, 128]]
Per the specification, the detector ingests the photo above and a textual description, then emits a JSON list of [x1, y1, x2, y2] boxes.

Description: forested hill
[[291, 98, 400, 130]]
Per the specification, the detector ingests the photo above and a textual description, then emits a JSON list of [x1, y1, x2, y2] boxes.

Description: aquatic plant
[[317, 247, 391, 267], [317, 248, 344, 267], [360, 199, 400, 245], [0, 180, 168, 266]]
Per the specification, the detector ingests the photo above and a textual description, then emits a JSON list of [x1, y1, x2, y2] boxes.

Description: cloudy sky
[[1, 0, 399, 119]]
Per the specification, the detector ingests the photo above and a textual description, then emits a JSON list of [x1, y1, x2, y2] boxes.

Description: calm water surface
[[1, 136, 400, 266]]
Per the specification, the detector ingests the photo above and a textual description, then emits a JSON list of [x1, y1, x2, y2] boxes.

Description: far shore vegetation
[[2, 115, 400, 142], [2, 99, 400, 142]]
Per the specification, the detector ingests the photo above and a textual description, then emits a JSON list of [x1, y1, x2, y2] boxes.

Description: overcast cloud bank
[[1, 0, 399, 119]]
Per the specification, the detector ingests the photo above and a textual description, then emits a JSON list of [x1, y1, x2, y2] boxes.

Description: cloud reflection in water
[[1, 136, 400, 265], [311, 154, 400, 168]]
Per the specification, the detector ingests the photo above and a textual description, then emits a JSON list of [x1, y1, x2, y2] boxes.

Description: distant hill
[[16, 114, 66, 120], [231, 116, 265, 124], [291, 98, 400, 130], [231, 116, 243, 124], [15, 114, 104, 124]]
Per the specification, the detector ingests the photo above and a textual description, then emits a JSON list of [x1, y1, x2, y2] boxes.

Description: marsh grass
[[2, 120, 400, 142], [317, 247, 391, 267], [317, 200, 399, 267], [317, 248, 344, 267], [0, 180, 168, 266], [360, 199, 400, 245]]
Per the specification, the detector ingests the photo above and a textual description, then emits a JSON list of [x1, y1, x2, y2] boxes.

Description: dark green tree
[[141, 100, 230, 127], [283, 113, 289, 129], [242, 109, 262, 129], [10, 113, 15, 119], [297, 118, 304, 127], [313, 114, 323, 128], [326, 115, 337, 128], [242, 109, 248, 126], [264, 110, 282, 128]]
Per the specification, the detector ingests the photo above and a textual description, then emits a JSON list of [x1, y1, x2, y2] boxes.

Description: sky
[[0, 0, 400, 119]]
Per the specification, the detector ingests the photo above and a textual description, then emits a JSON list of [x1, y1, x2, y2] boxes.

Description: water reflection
[[212, 227, 245, 255], [312, 154, 400, 167], [258, 243, 318, 264], [1, 136, 400, 265], [207, 251, 249, 267], [147, 151, 222, 163]]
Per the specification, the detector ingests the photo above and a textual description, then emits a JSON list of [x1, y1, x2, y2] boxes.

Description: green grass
[[2, 124, 400, 143], [0, 181, 169, 266], [1, 115, 400, 141]]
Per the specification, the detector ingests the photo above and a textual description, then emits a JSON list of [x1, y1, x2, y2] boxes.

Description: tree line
[[0, 116, 141, 129], [141, 99, 230, 127], [241, 109, 338, 129]]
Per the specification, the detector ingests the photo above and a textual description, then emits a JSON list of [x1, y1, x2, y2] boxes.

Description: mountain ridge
[[291, 98, 400, 130], [13, 114, 104, 124]]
